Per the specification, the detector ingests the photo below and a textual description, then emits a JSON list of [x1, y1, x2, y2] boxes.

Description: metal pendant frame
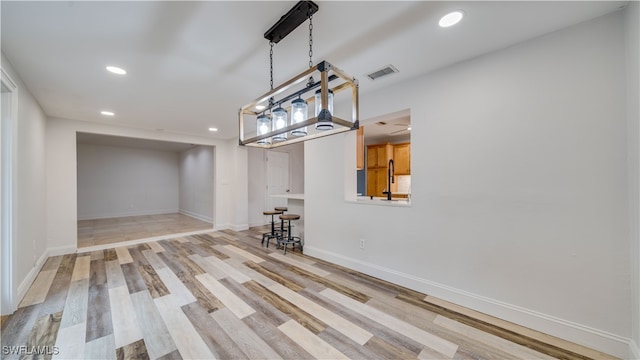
[[239, 60, 359, 148]]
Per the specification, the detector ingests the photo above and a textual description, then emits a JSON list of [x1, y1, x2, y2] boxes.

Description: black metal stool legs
[[277, 214, 302, 254], [261, 211, 281, 248]]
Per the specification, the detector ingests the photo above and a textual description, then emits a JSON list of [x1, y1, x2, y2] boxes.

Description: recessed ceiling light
[[407, 126, 412, 131], [100, 111, 114, 116], [439, 11, 464, 28], [105, 66, 127, 75], [255, 105, 266, 111], [208, 127, 218, 132]]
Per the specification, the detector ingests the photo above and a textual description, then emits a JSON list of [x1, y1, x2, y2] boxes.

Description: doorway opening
[[76, 133, 215, 249], [247, 142, 303, 228]]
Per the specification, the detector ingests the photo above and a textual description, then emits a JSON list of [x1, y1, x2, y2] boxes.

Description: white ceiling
[[1, 1, 626, 141]]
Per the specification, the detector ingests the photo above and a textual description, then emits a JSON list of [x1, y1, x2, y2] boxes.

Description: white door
[[265, 151, 290, 218]]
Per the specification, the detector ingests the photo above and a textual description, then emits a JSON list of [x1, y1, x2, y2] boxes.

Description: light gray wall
[[290, 143, 305, 194], [76, 143, 180, 220], [625, 1, 640, 357], [179, 145, 214, 222], [304, 10, 631, 357], [248, 147, 266, 227], [1, 53, 48, 308]]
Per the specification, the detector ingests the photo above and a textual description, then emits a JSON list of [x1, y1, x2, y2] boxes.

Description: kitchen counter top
[[351, 196, 411, 206], [269, 193, 304, 200]]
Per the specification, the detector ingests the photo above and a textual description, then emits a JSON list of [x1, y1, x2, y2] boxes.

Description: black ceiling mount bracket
[[264, 1, 319, 44]]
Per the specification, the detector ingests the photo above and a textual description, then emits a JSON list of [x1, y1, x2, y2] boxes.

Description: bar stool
[[274, 206, 288, 236], [261, 210, 282, 248], [277, 214, 303, 254]]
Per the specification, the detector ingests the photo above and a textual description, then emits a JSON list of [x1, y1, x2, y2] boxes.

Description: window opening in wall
[[356, 109, 411, 203], [75, 133, 215, 249]]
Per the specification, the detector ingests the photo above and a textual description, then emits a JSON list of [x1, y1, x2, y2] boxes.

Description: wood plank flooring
[[77, 213, 212, 248], [2, 227, 619, 360]]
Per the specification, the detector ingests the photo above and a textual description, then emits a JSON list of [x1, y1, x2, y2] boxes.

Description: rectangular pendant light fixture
[[239, 61, 359, 148], [239, 1, 359, 149]]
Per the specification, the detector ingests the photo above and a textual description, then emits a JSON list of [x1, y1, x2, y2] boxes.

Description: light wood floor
[[77, 213, 213, 248], [2, 227, 618, 360]]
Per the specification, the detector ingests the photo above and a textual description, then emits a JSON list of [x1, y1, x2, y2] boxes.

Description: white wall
[[46, 118, 241, 253], [625, 1, 640, 358], [247, 147, 266, 227], [0, 54, 48, 310], [226, 138, 248, 231], [305, 11, 632, 357], [247, 142, 304, 227], [76, 143, 180, 220], [179, 145, 214, 222]]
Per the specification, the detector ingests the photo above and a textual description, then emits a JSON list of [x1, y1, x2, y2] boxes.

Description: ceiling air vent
[[367, 65, 399, 80]]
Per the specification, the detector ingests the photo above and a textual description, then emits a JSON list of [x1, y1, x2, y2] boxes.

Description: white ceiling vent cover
[[367, 65, 399, 80]]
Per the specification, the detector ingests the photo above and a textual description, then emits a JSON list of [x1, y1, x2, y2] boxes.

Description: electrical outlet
[[359, 239, 366, 249]]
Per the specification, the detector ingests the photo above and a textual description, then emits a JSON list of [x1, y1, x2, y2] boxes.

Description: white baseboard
[[77, 208, 179, 221], [213, 223, 249, 232], [16, 249, 50, 306], [249, 221, 268, 228], [48, 245, 77, 257], [630, 339, 640, 360], [230, 223, 249, 231], [179, 209, 213, 223], [304, 246, 631, 359], [213, 223, 229, 231]]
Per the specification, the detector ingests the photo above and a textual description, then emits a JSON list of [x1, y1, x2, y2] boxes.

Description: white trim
[[16, 249, 49, 303], [47, 245, 78, 257], [179, 209, 213, 223], [213, 223, 229, 231], [230, 223, 249, 232], [77, 208, 181, 221], [249, 221, 269, 228], [213, 223, 249, 232], [1, 66, 18, 316], [0, 67, 17, 90], [630, 339, 640, 360], [304, 246, 631, 359]]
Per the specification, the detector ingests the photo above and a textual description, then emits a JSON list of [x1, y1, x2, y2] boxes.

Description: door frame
[[1, 67, 18, 315]]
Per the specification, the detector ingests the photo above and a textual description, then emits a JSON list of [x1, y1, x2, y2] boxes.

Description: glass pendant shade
[[256, 114, 272, 144], [272, 107, 288, 142], [314, 89, 334, 130], [290, 98, 308, 136]]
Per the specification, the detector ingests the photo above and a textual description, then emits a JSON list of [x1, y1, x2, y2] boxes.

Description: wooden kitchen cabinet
[[367, 143, 393, 168], [367, 168, 389, 197], [366, 142, 411, 197], [366, 143, 393, 196], [393, 142, 411, 175]]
